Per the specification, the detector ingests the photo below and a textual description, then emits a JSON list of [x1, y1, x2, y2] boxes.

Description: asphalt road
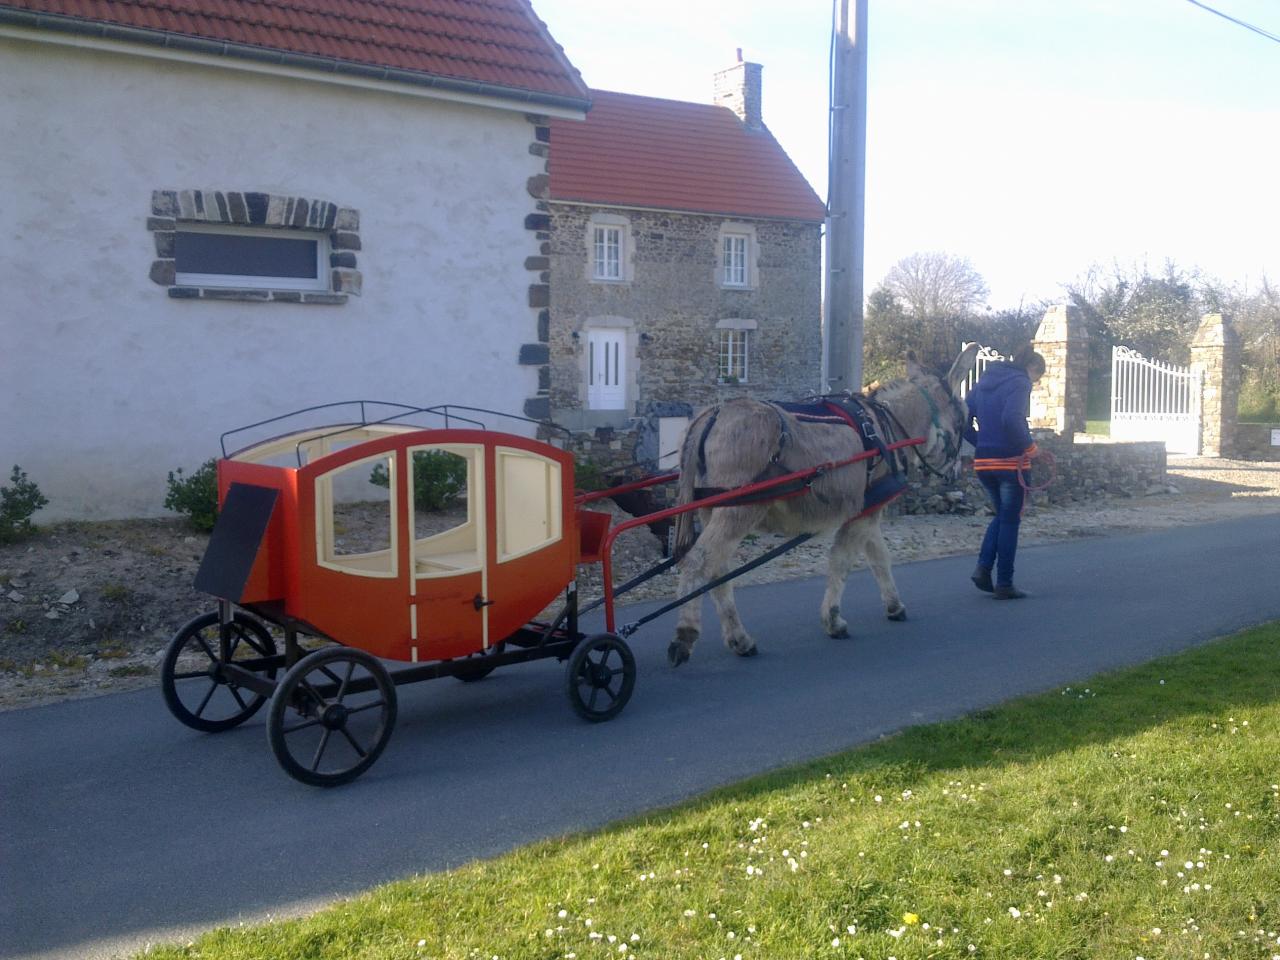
[[4, 514, 1280, 960]]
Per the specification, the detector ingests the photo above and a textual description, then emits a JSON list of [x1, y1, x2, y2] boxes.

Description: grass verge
[[148, 624, 1280, 960]]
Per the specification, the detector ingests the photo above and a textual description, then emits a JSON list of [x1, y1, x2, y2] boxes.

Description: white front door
[[587, 329, 626, 410]]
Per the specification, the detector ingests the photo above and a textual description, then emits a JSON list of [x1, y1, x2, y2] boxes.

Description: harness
[[692, 395, 908, 517]]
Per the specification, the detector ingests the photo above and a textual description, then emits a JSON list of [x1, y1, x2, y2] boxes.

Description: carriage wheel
[[453, 642, 505, 683], [161, 612, 278, 733], [267, 647, 397, 787], [565, 633, 635, 723]]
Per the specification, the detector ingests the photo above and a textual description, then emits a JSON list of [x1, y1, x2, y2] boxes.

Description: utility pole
[[824, 0, 868, 393]]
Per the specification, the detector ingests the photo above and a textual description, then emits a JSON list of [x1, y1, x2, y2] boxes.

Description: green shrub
[[370, 450, 467, 512], [1238, 381, 1279, 423], [0, 465, 49, 544], [164, 459, 218, 532], [572, 456, 609, 493]]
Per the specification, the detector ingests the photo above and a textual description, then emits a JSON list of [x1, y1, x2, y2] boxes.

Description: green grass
[[146, 625, 1280, 960], [1085, 419, 1111, 436]]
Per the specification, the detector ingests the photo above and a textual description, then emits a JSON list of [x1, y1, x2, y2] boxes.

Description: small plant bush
[[164, 459, 218, 532], [0, 465, 49, 544], [572, 456, 609, 493], [370, 450, 467, 512]]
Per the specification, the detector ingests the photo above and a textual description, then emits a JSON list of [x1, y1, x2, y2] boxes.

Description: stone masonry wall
[[899, 433, 1169, 516], [1231, 423, 1280, 461], [547, 203, 822, 421]]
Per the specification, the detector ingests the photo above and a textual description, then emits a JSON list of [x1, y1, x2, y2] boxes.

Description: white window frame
[[592, 225, 623, 281], [175, 223, 328, 291], [722, 233, 749, 287], [718, 329, 750, 384]]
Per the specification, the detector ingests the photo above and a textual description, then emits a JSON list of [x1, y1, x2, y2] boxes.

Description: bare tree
[[884, 252, 989, 319]]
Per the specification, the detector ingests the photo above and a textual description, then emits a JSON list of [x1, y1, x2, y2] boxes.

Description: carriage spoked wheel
[[161, 612, 278, 733], [267, 647, 397, 787], [453, 642, 505, 683], [565, 633, 636, 723]]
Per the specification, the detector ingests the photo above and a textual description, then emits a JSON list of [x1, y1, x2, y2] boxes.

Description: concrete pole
[[824, 0, 868, 393]]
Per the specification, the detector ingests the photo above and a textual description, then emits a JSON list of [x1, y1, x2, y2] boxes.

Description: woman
[[963, 344, 1046, 599]]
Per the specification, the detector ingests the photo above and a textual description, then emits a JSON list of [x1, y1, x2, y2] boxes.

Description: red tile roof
[[1, 0, 589, 105], [549, 89, 826, 222]]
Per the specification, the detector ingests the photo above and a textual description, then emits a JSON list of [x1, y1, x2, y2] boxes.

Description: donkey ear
[[905, 350, 925, 378], [945, 342, 982, 393]]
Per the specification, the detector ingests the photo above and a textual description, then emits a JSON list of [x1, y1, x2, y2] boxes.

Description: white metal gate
[[1110, 346, 1202, 455], [958, 342, 1007, 399]]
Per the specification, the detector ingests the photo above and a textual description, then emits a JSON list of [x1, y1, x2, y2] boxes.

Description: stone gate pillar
[[1190, 313, 1241, 457], [1031, 303, 1089, 435]]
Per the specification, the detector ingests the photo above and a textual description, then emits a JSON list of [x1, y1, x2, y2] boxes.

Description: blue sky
[[533, 0, 1280, 308]]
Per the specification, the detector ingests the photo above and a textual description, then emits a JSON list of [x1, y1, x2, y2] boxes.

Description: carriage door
[[406, 443, 488, 663], [587, 329, 626, 410]]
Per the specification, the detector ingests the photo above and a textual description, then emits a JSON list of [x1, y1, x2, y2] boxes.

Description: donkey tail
[[673, 406, 717, 560]]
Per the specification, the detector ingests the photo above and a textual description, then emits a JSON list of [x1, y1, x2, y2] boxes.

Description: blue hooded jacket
[[962, 362, 1035, 460]]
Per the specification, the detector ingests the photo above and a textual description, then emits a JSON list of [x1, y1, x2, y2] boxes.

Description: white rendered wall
[[0, 37, 547, 519]]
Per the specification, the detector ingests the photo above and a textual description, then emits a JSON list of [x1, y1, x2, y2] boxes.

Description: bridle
[[878, 376, 966, 481]]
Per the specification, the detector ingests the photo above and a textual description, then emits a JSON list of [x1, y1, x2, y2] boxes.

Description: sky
[[532, 0, 1280, 309]]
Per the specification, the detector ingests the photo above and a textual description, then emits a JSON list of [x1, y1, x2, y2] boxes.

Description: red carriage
[[161, 402, 924, 786]]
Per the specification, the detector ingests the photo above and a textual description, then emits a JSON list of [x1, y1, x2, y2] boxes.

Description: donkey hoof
[[886, 604, 907, 622], [822, 606, 849, 639], [725, 633, 758, 658], [667, 642, 691, 667]]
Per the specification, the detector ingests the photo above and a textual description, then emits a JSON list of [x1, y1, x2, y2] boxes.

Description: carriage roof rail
[[220, 401, 480, 461], [420, 405, 574, 443], [220, 401, 571, 463]]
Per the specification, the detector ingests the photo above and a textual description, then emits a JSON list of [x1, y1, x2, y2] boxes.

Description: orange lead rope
[[1017, 448, 1056, 516]]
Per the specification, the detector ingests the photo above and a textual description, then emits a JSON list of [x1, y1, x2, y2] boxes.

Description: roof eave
[[0, 7, 593, 114], [549, 196, 827, 225]]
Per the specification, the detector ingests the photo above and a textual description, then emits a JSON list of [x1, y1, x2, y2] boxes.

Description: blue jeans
[[978, 470, 1024, 587]]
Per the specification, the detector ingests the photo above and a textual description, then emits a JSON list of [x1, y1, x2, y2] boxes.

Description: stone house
[[0, 0, 587, 519], [541, 59, 826, 467]]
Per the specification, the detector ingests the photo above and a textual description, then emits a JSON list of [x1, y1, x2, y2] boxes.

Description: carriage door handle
[[473, 594, 495, 611]]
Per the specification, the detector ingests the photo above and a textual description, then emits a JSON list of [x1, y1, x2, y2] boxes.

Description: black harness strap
[[578, 555, 681, 616], [617, 532, 815, 637]]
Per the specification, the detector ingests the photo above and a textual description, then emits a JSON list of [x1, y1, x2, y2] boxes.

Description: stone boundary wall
[[899, 433, 1168, 516], [1231, 423, 1280, 461]]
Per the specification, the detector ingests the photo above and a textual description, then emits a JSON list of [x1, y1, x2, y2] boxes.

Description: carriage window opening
[[315, 452, 397, 577], [496, 449, 562, 562], [411, 446, 483, 578], [718, 329, 749, 383]]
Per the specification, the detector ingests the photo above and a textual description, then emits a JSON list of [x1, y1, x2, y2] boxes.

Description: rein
[[876, 380, 965, 481]]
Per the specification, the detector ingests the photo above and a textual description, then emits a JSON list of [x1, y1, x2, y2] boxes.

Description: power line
[[1183, 0, 1280, 45]]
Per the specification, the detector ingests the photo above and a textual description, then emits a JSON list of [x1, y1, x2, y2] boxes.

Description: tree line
[[863, 252, 1279, 420]]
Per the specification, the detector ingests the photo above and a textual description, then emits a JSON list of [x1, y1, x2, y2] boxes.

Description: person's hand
[[1027, 444, 1045, 460]]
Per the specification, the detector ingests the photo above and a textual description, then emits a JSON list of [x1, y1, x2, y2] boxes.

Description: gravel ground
[[2, 456, 1277, 712]]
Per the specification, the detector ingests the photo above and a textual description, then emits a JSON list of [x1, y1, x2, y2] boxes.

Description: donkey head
[[902, 343, 980, 481]]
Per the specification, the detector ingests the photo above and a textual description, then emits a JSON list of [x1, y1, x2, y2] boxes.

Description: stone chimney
[[713, 50, 763, 130]]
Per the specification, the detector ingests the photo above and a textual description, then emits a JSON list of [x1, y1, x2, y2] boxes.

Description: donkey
[[667, 344, 980, 665]]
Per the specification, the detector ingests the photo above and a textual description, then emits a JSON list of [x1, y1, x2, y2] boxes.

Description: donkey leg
[[820, 521, 868, 638], [862, 516, 907, 621], [670, 534, 709, 667], [671, 507, 764, 663]]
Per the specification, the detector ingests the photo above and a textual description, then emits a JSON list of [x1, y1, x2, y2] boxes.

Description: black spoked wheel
[[161, 611, 278, 733], [453, 642, 505, 683], [565, 633, 635, 722], [267, 647, 397, 787]]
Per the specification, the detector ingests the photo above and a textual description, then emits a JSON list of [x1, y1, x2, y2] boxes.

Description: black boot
[[993, 584, 1027, 599], [971, 565, 994, 593]]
